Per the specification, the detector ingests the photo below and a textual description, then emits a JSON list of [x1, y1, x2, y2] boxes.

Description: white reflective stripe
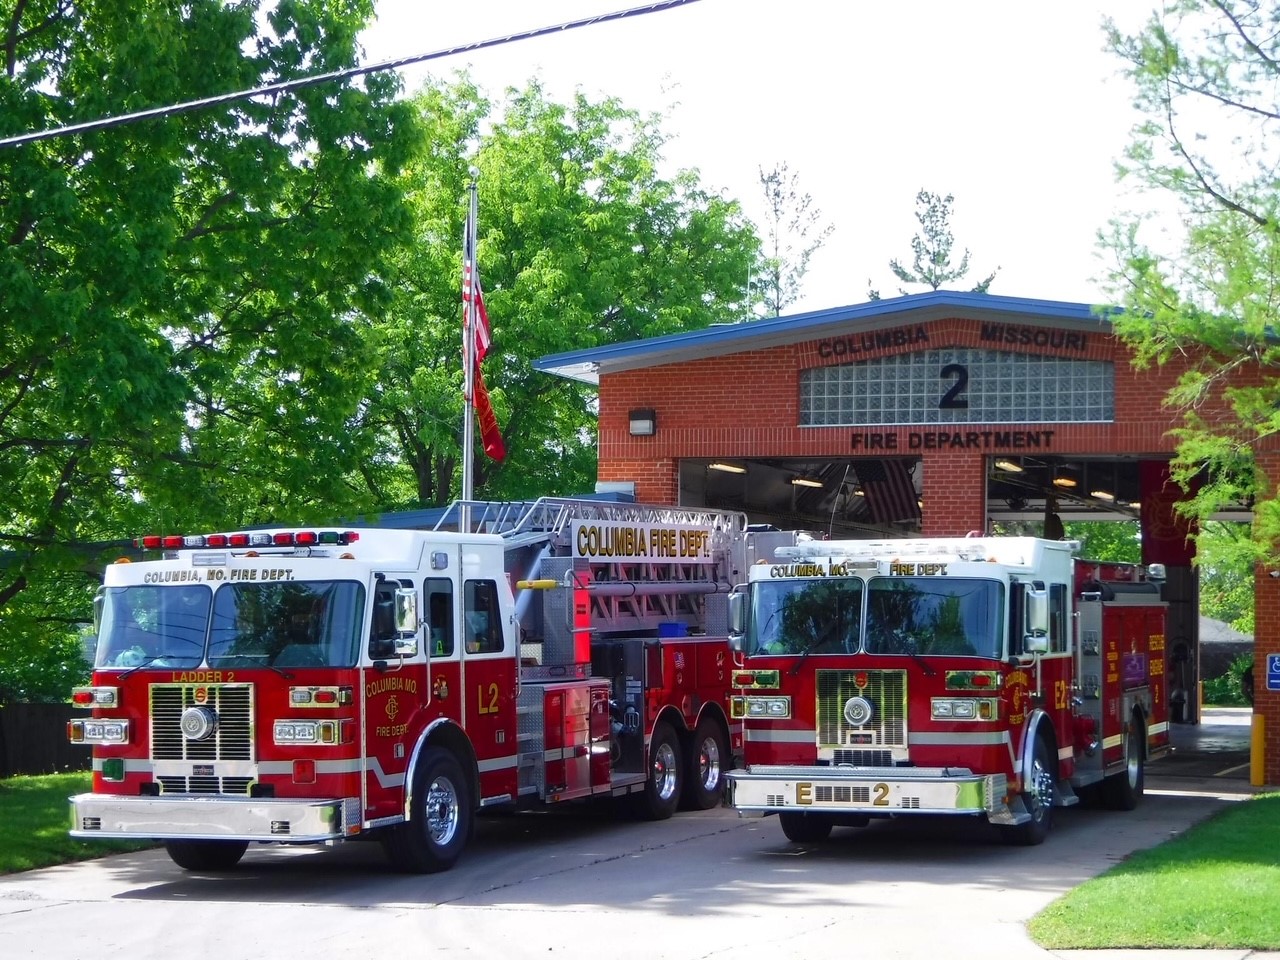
[[260, 758, 362, 776], [1102, 734, 1124, 750], [365, 757, 405, 789], [1058, 745, 1074, 760], [745, 728, 813, 744], [1148, 721, 1169, 736], [478, 754, 516, 773], [908, 731, 1010, 746]]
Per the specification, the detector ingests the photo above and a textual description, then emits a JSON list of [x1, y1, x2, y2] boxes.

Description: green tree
[[1103, 1, 1280, 560], [752, 161, 833, 317], [1063, 520, 1142, 563], [355, 77, 762, 507], [0, 0, 420, 699], [1197, 521, 1256, 634], [869, 190, 998, 298]]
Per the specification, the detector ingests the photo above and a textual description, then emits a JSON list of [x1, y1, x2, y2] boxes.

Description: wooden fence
[[0, 703, 91, 778]]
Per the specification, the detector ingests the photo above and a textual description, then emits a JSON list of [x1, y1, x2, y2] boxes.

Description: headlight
[[931, 698, 997, 721], [67, 719, 130, 744], [274, 719, 339, 744], [730, 695, 791, 719]]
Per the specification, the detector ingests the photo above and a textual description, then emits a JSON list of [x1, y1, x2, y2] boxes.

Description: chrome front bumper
[[69, 793, 357, 842], [727, 765, 1020, 823]]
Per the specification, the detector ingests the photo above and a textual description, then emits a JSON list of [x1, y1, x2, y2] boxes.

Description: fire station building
[[534, 291, 1280, 784]]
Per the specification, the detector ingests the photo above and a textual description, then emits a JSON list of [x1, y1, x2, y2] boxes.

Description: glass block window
[[800, 348, 1114, 426]]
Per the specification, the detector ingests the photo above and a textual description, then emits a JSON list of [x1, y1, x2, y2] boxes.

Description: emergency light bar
[[775, 539, 993, 563], [133, 530, 360, 550]]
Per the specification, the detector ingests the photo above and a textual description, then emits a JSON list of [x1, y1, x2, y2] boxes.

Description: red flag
[[472, 367, 506, 462]]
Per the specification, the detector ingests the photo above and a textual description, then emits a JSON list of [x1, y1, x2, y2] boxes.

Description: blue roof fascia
[[534, 291, 1118, 385]]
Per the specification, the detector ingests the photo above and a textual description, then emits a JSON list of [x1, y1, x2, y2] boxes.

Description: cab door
[[460, 573, 518, 802], [361, 573, 431, 821]]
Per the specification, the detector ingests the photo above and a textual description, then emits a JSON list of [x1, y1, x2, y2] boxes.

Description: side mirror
[[393, 588, 420, 657], [1023, 581, 1048, 656], [728, 591, 746, 638]]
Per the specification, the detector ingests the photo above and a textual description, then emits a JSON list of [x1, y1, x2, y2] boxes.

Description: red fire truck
[[68, 497, 754, 872], [724, 535, 1168, 845]]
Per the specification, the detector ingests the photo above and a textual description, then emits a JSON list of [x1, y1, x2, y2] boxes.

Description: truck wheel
[[779, 813, 833, 843], [682, 717, 728, 810], [384, 747, 473, 873], [1102, 720, 1145, 811], [630, 721, 683, 820], [999, 735, 1054, 846], [164, 839, 248, 871]]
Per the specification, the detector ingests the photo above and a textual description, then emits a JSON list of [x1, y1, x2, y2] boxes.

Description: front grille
[[157, 775, 253, 796], [151, 683, 254, 761], [816, 669, 907, 751]]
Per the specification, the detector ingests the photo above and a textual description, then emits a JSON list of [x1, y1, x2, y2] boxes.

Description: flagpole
[[460, 171, 479, 531]]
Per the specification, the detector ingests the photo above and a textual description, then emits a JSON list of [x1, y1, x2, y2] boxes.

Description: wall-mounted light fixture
[[994, 458, 1024, 473], [708, 461, 747, 474], [790, 476, 823, 489], [628, 408, 656, 437], [1090, 488, 1115, 502]]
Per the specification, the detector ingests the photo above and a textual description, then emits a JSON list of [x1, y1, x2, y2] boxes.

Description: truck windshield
[[865, 577, 1004, 659], [96, 585, 210, 669], [208, 580, 365, 669], [748, 578, 863, 656]]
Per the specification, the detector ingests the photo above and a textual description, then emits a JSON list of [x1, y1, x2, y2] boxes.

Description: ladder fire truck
[[68, 497, 755, 872], [724, 535, 1168, 845]]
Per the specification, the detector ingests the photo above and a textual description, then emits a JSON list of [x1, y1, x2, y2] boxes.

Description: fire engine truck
[[68, 497, 755, 873], [724, 535, 1168, 845]]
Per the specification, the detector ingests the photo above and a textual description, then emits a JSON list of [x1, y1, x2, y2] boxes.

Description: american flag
[[462, 260, 491, 362], [462, 201, 504, 462], [857, 460, 920, 525]]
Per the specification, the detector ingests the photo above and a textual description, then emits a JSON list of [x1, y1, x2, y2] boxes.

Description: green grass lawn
[[1028, 792, 1280, 950], [0, 772, 155, 874]]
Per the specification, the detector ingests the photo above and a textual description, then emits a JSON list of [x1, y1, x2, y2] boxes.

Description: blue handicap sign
[[1268, 653, 1280, 692]]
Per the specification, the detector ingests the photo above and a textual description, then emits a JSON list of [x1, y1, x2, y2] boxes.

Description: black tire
[[630, 721, 683, 820], [682, 717, 729, 810], [164, 839, 249, 872], [383, 747, 473, 873], [1102, 720, 1145, 811], [999, 735, 1055, 846], [779, 812, 834, 843]]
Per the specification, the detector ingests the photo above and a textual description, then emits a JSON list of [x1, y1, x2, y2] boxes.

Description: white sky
[[360, 0, 1157, 313]]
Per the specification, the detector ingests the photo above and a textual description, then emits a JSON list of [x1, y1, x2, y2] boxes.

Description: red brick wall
[[1256, 449, 1280, 784]]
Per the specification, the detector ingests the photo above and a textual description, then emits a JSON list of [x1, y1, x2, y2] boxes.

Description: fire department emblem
[[854, 672, 869, 690], [433, 676, 449, 699], [385, 695, 399, 720]]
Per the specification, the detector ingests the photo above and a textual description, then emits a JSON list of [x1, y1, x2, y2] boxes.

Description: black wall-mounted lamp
[[628, 408, 656, 437]]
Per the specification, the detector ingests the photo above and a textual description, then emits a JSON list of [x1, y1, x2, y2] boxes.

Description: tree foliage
[[869, 190, 998, 298], [0, 0, 421, 699], [752, 161, 833, 317], [1103, 0, 1280, 561], [0, 13, 761, 699], [355, 77, 761, 507]]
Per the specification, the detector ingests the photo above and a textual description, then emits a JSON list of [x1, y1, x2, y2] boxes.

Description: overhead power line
[[0, 0, 703, 149]]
